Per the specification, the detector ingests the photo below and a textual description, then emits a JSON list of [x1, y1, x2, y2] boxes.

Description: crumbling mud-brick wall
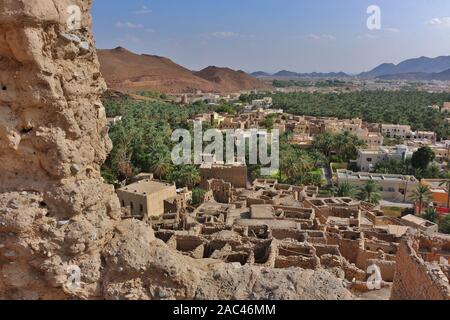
[[0, 0, 354, 300], [391, 232, 450, 300]]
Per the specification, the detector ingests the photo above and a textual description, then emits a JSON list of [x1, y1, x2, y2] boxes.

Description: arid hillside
[[98, 47, 218, 93], [98, 47, 268, 94], [195, 66, 270, 93]]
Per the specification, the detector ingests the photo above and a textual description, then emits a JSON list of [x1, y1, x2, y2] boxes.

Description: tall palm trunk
[[447, 181, 450, 209]]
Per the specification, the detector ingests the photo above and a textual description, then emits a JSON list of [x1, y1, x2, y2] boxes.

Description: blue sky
[[92, 0, 450, 73]]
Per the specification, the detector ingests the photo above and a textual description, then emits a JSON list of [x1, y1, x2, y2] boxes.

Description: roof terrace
[[336, 170, 418, 183]]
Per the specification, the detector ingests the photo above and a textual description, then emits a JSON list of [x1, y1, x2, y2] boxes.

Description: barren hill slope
[[98, 47, 220, 93], [98, 48, 269, 94], [195, 66, 269, 92]]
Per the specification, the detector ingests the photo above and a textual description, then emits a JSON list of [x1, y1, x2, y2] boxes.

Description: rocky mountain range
[[359, 56, 450, 79], [251, 70, 351, 78], [251, 56, 450, 81]]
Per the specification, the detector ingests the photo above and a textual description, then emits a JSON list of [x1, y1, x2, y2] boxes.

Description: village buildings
[[336, 170, 420, 203], [252, 97, 273, 108], [404, 139, 450, 163], [354, 145, 416, 172], [112, 114, 449, 298], [287, 117, 384, 149], [421, 179, 450, 209], [125, 174, 449, 299], [381, 124, 413, 140]]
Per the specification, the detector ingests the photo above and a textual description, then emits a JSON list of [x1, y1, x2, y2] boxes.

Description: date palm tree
[[426, 163, 441, 179], [358, 180, 382, 204], [295, 154, 314, 175], [440, 215, 450, 234], [170, 165, 201, 189], [150, 153, 171, 180], [422, 207, 438, 223], [308, 150, 325, 167], [409, 185, 433, 215], [334, 131, 366, 162], [279, 152, 313, 182], [312, 133, 334, 161], [439, 171, 450, 209], [333, 182, 357, 198]]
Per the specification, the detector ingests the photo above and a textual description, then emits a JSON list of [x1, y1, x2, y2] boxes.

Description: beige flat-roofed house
[[442, 102, 450, 113], [381, 124, 412, 139], [362, 131, 384, 148], [356, 149, 388, 172], [117, 180, 177, 219], [323, 118, 383, 148], [415, 131, 437, 143], [430, 145, 450, 163], [336, 170, 419, 203]]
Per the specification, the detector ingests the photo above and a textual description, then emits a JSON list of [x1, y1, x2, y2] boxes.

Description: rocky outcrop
[[0, 0, 353, 300]]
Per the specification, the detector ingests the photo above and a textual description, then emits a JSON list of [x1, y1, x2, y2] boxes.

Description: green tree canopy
[[333, 182, 357, 198], [271, 90, 450, 139], [358, 180, 382, 204], [422, 207, 438, 223], [411, 147, 436, 170], [313, 132, 365, 163], [439, 215, 450, 234]]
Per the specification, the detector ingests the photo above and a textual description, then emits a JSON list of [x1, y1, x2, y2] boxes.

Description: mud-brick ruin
[[392, 232, 450, 299], [154, 177, 450, 299], [0, 0, 449, 300]]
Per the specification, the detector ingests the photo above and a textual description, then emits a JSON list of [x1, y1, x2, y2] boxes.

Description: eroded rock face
[[0, 0, 353, 300]]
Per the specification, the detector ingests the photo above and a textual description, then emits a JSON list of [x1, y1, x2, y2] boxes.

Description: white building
[[252, 97, 273, 108], [355, 145, 416, 172], [336, 169, 419, 203]]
